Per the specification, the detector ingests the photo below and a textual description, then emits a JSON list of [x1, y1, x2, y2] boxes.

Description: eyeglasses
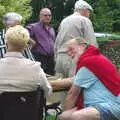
[[41, 14, 51, 17]]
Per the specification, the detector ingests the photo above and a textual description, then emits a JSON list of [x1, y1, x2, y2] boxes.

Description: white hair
[[74, 0, 93, 11], [3, 12, 22, 25]]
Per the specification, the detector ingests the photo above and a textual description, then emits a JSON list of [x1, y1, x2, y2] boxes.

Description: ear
[[79, 44, 85, 51], [15, 20, 21, 25]]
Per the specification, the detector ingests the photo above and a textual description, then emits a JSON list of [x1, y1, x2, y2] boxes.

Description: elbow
[[46, 85, 53, 98]]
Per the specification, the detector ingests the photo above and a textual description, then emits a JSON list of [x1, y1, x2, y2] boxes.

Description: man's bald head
[[39, 8, 52, 25], [40, 8, 51, 15]]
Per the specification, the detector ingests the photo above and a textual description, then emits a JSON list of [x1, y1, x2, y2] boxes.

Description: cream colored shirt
[[54, 13, 98, 57], [0, 52, 52, 97]]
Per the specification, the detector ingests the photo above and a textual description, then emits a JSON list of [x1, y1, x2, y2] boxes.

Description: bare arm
[[64, 84, 81, 110], [49, 77, 73, 89], [35, 63, 52, 97], [26, 25, 36, 48], [27, 38, 36, 49]]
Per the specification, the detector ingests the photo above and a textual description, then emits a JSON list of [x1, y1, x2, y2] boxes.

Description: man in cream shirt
[[0, 25, 52, 97], [55, 0, 98, 78]]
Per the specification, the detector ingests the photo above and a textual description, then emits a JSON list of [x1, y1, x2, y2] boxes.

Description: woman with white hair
[[3, 12, 22, 30], [0, 12, 23, 58], [0, 12, 35, 59]]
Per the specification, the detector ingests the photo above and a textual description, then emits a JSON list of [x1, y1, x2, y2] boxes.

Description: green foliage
[[0, 0, 32, 28], [29, 0, 120, 32], [85, 0, 120, 32], [29, 0, 76, 29], [88, 0, 111, 32], [107, 0, 120, 32], [98, 38, 120, 69]]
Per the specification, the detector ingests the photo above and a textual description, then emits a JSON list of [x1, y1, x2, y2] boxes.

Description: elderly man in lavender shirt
[[26, 8, 55, 75]]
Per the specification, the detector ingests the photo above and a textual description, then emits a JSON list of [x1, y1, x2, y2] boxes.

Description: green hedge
[[98, 37, 120, 69]]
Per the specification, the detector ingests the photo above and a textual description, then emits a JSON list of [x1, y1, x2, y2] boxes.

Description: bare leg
[[59, 107, 100, 120], [58, 107, 77, 120]]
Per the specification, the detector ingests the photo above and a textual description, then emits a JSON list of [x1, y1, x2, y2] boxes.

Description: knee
[[58, 113, 72, 120], [71, 112, 84, 120]]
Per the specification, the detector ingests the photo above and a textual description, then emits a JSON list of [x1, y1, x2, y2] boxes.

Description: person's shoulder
[[62, 14, 74, 21], [26, 21, 40, 28], [78, 66, 90, 72], [76, 15, 92, 26], [62, 14, 89, 23], [76, 14, 90, 22], [77, 67, 97, 78], [22, 58, 41, 66], [21, 58, 44, 73], [81, 16, 92, 23], [59, 14, 75, 25], [33, 21, 41, 26]]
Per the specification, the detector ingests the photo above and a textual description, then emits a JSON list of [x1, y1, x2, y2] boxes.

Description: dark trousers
[[0, 91, 42, 120], [32, 51, 55, 75]]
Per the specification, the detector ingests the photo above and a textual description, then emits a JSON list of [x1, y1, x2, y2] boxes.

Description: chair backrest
[[36, 86, 46, 120], [0, 86, 45, 120]]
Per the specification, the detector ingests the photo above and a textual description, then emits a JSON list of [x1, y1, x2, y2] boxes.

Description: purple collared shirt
[[26, 21, 55, 56]]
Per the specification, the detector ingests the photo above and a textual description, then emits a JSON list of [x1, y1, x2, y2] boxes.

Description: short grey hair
[[74, 0, 93, 11], [3, 12, 22, 25]]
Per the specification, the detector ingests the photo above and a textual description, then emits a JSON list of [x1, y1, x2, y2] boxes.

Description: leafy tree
[[0, 0, 32, 28], [29, 0, 120, 33], [28, 0, 77, 30], [88, 0, 112, 32], [89, 0, 120, 32], [107, 0, 120, 32]]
